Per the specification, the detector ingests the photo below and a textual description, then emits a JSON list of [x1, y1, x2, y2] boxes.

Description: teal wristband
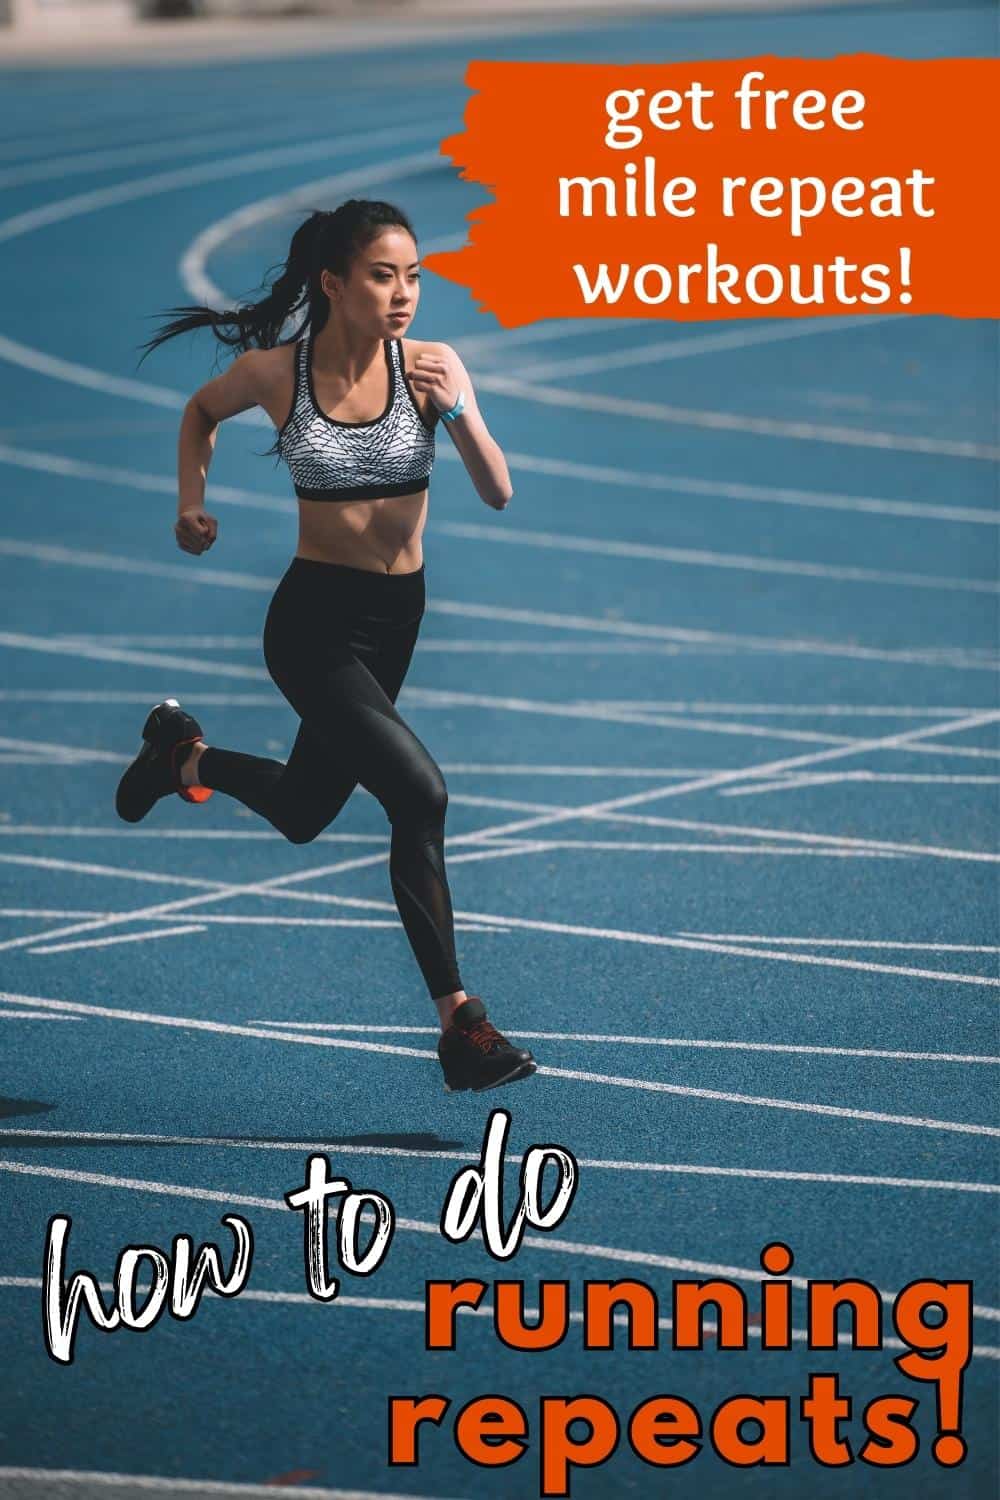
[[439, 390, 466, 424]]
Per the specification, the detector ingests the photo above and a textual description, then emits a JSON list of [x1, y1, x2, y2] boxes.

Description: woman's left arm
[[408, 343, 512, 510]]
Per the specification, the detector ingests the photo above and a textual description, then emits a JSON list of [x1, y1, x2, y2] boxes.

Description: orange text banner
[[423, 55, 999, 327]]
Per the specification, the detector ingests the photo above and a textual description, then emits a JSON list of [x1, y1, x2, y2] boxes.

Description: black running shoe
[[438, 997, 537, 1092], [115, 699, 213, 824]]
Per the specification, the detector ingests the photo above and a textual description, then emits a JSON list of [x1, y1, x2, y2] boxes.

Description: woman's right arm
[[175, 349, 270, 555]]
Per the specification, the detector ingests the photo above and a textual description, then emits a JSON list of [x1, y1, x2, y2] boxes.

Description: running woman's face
[[336, 228, 421, 337]]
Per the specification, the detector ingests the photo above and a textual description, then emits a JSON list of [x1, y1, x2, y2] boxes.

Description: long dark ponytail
[[137, 198, 416, 366]]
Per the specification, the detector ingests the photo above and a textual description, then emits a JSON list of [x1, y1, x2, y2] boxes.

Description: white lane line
[[0, 1010, 81, 1021], [438, 520, 999, 595], [0, 104, 249, 161], [0, 446, 291, 510], [4, 911, 504, 937], [0, 908, 155, 919], [569, 700, 995, 719], [0, 754, 84, 767], [0, 692, 284, 704], [4, 1127, 995, 1194], [6, 650, 991, 769], [31, 920, 509, 954], [5, 752, 1000, 786], [452, 790, 997, 863], [677, 932, 1000, 956], [515, 315, 899, 379], [250, 1022, 998, 1065], [496, 450, 1000, 523], [428, 600, 997, 672], [474, 371, 1000, 460], [0, 837, 530, 955], [453, 318, 601, 355], [4, 724, 998, 959], [0, 129, 445, 246], [0, 850, 224, 890], [1, 1156, 996, 1322], [2, 535, 994, 672], [0, 115, 339, 190], [537, 1063, 1000, 1133], [181, 154, 443, 308], [0, 629, 271, 682], [519, 707, 1000, 814], [5, 706, 997, 959], [719, 770, 1000, 795], [0, 836, 909, 861], [405, 685, 847, 744], [5, 847, 998, 986], [5, 432, 995, 528], [290, 841, 896, 859], [0, 734, 125, 764], [28, 924, 209, 955], [0, 907, 505, 938], [13, 667, 983, 776], [0, 991, 996, 1136], [0, 1462, 447, 1500], [0, 831, 385, 844], [57, 634, 681, 655], [409, 688, 999, 760], [0, 1287, 996, 1368], [0, 786, 985, 894]]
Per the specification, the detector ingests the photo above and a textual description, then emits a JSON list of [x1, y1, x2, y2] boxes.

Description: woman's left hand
[[407, 349, 462, 413]]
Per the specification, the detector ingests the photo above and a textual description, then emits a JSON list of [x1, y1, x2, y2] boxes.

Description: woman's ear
[[319, 268, 343, 301]]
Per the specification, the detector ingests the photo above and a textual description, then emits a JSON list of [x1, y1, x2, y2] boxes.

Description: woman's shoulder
[[238, 341, 299, 401], [400, 336, 453, 359]]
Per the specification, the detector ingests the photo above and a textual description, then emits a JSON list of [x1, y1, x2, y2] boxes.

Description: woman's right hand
[[175, 508, 218, 555]]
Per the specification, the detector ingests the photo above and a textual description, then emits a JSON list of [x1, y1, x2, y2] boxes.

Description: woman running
[[115, 197, 536, 1094]]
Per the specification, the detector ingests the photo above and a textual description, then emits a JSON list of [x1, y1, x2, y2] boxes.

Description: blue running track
[[0, 3, 997, 1497]]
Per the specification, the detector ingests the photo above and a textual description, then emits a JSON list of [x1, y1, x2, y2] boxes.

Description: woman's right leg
[[198, 643, 464, 1000], [193, 558, 535, 1086]]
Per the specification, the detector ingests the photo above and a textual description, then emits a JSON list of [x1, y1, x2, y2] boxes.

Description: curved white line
[[678, 931, 1000, 956], [517, 315, 899, 380], [0, 1296, 994, 1373], [5, 444, 997, 603], [249, 1022, 1000, 1064], [0, 128, 445, 247], [1, 532, 994, 673], [0, 992, 996, 1134], [0, 117, 338, 191], [3, 1126, 996, 1190], [6, 390, 991, 528], [0, 1460, 441, 1499], [473, 372, 1000, 461], [437, 519, 998, 595], [180, 151, 445, 307], [2, 831, 998, 973], [0, 1158, 996, 1326]]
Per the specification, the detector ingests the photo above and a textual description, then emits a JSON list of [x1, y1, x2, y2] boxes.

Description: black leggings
[[198, 556, 463, 1001]]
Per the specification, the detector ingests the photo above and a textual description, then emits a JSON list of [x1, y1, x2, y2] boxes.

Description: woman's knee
[[275, 812, 324, 845], [387, 763, 448, 830], [270, 791, 332, 844]]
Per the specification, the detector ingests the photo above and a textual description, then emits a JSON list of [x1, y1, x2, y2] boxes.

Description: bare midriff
[[294, 488, 428, 575]]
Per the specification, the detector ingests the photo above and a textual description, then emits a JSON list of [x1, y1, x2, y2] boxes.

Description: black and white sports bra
[[275, 335, 435, 502]]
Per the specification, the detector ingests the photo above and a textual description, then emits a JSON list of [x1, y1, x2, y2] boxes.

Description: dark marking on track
[[0, 1129, 465, 1150], [0, 1097, 54, 1120], [284, 1128, 464, 1152]]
